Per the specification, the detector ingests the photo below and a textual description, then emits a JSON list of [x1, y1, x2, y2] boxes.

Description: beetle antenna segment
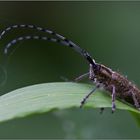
[[0, 24, 97, 67]]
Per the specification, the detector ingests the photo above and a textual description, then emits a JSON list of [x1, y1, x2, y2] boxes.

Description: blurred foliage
[[0, 1, 140, 138]]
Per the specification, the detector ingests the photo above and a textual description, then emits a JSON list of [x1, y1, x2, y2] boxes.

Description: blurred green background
[[0, 1, 140, 138]]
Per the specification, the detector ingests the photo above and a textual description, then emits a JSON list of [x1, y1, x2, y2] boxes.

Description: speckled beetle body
[[0, 24, 140, 113]]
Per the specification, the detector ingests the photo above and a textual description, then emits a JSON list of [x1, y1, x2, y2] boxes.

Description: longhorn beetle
[[0, 24, 140, 113]]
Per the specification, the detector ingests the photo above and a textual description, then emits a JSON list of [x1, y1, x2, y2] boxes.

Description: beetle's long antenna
[[4, 35, 96, 67], [0, 25, 97, 67], [0, 24, 66, 40]]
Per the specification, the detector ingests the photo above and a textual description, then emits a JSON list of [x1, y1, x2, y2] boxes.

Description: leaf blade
[[0, 82, 139, 123]]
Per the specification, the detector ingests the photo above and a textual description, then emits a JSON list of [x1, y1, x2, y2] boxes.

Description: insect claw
[[80, 101, 85, 108], [80, 105, 83, 108], [111, 104, 116, 113], [111, 110, 115, 114], [100, 107, 104, 114]]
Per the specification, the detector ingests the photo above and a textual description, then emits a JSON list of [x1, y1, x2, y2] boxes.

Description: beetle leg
[[80, 85, 100, 108], [132, 92, 140, 109], [111, 85, 116, 113], [89, 64, 95, 80], [74, 72, 89, 82]]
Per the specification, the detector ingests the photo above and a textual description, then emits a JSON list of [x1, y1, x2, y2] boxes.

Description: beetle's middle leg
[[80, 85, 99, 108]]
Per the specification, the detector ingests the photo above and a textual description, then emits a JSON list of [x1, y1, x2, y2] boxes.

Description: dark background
[[0, 1, 140, 138]]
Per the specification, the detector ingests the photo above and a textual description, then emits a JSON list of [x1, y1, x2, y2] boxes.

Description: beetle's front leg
[[74, 72, 89, 82], [89, 64, 95, 80]]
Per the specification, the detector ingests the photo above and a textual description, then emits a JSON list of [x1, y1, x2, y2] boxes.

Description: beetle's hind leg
[[131, 92, 140, 110], [111, 85, 116, 113]]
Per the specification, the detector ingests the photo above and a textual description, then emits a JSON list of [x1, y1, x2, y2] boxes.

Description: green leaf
[[0, 82, 139, 123], [131, 112, 140, 127]]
